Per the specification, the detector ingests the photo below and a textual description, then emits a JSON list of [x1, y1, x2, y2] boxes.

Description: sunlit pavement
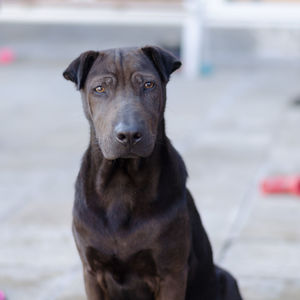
[[1, 24, 300, 300]]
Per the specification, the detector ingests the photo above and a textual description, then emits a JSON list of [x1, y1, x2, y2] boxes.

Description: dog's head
[[63, 46, 181, 160]]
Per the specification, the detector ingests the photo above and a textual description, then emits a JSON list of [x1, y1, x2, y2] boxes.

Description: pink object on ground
[[0, 48, 15, 64], [0, 290, 5, 300], [261, 176, 300, 196]]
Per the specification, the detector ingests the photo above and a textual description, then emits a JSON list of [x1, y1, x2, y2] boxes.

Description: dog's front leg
[[83, 268, 106, 300], [157, 267, 188, 300]]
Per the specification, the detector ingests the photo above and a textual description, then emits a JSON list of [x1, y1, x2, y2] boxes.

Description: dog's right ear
[[63, 51, 99, 90]]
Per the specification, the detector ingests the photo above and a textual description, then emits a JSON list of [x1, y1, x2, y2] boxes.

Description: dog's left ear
[[63, 51, 99, 90], [141, 46, 181, 82]]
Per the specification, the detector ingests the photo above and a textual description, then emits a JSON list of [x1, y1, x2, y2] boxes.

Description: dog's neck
[[81, 119, 187, 229]]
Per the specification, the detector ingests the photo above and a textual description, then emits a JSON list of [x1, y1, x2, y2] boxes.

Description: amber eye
[[144, 81, 154, 89], [95, 85, 105, 93]]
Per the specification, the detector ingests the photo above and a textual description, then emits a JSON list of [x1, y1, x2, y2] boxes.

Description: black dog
[[63, 46, 243, 300]]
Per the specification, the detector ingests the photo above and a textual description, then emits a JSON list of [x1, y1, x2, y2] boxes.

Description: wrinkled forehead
[[87, 48, 159, 81]]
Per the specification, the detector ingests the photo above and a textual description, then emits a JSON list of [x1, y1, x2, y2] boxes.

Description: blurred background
[[1, 0, 300, 299]]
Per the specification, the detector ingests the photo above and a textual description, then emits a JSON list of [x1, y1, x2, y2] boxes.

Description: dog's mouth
[[98, 134, 156, 160], [103, 152, 145, 160], [101, 145, 154, 160]]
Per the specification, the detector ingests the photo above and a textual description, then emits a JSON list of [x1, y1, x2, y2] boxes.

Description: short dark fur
[[63, 46, 243, 300]]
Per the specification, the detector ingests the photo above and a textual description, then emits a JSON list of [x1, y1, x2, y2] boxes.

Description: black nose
[[115, 128, 143, 146]]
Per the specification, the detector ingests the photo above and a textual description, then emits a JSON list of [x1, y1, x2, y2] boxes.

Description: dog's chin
[[99, 137, 156, 160], [103, 151, 152, 161], [101, 146, 154, 161]]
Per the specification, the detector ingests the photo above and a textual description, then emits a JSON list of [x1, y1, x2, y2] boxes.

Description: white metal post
[[181, 0, 204, 78]]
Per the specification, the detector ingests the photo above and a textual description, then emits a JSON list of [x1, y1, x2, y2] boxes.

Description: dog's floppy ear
[[141, 46, 181, 82], [63, 51, 99, 90]]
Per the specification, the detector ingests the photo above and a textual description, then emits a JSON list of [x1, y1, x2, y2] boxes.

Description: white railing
[[2, 0, 300, 76], [206, 0, 300, 28]]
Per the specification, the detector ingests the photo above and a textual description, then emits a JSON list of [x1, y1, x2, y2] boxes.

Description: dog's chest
[[74, 201, 161, 259], [73, 206, 160, 295]]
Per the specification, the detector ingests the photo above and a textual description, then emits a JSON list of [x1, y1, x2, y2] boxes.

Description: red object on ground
[[261, 176, 300, 196], [0, 48, 15, 64], [0, 290, 5, 300]]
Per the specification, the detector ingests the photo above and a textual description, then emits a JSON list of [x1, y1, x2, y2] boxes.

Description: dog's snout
[[115, 125, 143, 146]]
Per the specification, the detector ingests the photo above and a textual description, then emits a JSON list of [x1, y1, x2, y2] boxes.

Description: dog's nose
[[115, 127, 143, 146]]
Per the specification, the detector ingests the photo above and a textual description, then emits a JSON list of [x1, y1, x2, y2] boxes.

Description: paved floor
[[1, 26, 300, 300]]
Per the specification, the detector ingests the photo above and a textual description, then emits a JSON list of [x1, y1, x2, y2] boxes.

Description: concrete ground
[[1, 24, 300, 300]]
